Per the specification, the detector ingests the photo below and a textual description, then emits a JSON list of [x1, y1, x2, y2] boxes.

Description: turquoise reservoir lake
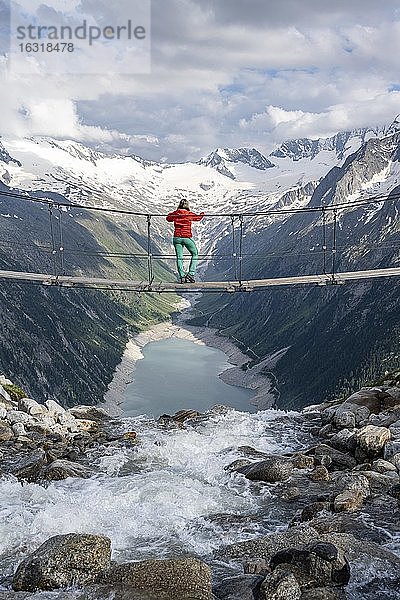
[[122, 337, 256, 417]]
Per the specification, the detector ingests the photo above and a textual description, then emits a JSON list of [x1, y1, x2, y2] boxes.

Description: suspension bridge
[[0, 188, 399, 293]]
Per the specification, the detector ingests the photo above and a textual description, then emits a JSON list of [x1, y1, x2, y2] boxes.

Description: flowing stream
[[1, 338, 399, 598]]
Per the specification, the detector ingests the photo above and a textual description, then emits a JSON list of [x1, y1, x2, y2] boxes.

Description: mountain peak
[[198, 147, 275, 179]]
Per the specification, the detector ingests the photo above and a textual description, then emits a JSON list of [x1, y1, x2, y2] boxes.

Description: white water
[[0, 408, 307, 592]]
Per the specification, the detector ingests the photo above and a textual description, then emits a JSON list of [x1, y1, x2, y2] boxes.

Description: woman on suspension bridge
[[166, 199, 204, 283]]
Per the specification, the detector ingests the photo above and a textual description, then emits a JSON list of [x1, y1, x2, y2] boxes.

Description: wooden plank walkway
[[0, 267, 399, 292]]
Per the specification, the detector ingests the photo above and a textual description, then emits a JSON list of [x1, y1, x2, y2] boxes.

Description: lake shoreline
[[102, 308, 278, 416]]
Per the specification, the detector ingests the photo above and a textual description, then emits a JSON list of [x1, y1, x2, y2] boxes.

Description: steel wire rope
[[1, 188, 400, 217]]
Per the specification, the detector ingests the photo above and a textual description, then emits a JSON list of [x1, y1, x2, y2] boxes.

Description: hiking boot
[[178, 276, 186, 284], [185, 274, 196, 283]]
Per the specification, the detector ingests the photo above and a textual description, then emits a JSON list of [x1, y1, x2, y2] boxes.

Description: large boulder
[[213, 574, 264, 600], [260, 567, 301, 600], [333, 490, 364, 513], [313, 444, 356, 471], [268, 541, 350, 588], [100, 557, 212, 600], [10, 449, 47, 482], [41, 459, 93, 481], [236, 457, 294, 482], [343, 389, 391, 414], [68, 405, 111, 422], [45, 399, 66, 417], [12, 534, 111, 592], [215, 525, 319, 562], [333, 473, 370, 499], [355, 425, 391, 458], [18, 398, 47, 417], [6, 411, 34, 425]]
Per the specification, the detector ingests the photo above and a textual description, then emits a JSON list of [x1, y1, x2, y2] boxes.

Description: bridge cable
[[57, 204, 66, 276], [238, 214, 244, 286], [331, 208, 338, 283], [322, 207, 327, 275], [146, 214, 154, 285], [230, 215, 238, 280], [2, 187, 400, 218], [47, 204, 58, 278]]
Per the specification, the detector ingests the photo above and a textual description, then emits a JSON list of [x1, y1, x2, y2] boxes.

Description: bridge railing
[[0, 187, 399, 290]]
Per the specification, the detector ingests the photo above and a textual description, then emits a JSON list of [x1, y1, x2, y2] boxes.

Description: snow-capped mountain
[[1, 124, 400, 262], [270, 128, 381, 162], [198, 147, 275, 179]]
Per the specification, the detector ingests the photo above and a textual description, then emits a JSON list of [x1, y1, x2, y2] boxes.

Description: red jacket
[[166, 209, 205, 238]]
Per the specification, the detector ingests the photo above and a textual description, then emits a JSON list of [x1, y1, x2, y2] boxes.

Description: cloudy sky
[[1, 0, 400, 161]]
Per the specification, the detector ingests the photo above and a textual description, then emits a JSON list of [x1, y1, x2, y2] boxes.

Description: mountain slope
[[0, 186, 176, 406], [188, 130, 400, 408]]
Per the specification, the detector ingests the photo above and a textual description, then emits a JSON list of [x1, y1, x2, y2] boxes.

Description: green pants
[[173, 237, 199, 277]]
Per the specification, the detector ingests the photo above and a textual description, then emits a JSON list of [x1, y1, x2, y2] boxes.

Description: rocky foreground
[[1, 373, 400, 599]]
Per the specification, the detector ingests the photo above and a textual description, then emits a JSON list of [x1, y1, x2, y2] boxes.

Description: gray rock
[[328, 429, 357, 453], [280, 486, 302, 501], [333, 472, 370, 499], [215, 525, 319, 561], [12, 533, 111, 592], [11, 449, 47, 482], [68, 405, 111, 422], [360, 470, 399, 494], [0, 420, 12, 442], [269, 541, 350, 587], [236, 457, 294, 482], [99, 557, 211, 600], [333, 490, 364, 512], [260, 566, 301, 600], [389, 453, 400, 471], [0, 406, 7, 419], [57, 412, 80, 432], [12, 423, 26, 437], [6, 411, 33, 425], [0, 593, 31, 599], [389, 483, 400, 501], [384, 441, 400, 460], [333, 409, 355, 430], [371, 459, 397, 473], [41, 459, 93, 481], [213, 574, 263, 600], [45, 399, 65, 416], [243, 558, 269, 575], [18, 398, 47, 416], [385, 387, 400, 401], [300, 502, 331, 523], [355, 425, 391, 457], [314, 444, 356, 471], [300, 587, 347, 599]]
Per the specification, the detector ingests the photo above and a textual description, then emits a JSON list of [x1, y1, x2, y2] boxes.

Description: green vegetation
[[2, 383, 26, 402]]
